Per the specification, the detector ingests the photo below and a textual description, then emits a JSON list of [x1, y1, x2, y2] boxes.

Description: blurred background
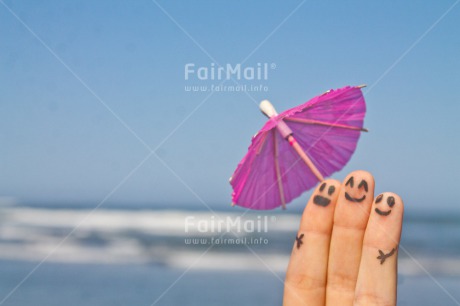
[[1, 0, 460, 305]]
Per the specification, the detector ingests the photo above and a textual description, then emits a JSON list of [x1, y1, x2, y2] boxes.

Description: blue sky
[[1, 0, 459, 210]]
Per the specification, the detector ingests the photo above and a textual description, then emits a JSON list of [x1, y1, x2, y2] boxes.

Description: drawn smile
[[313, 195, 331, 207], [345, 192, 366, 203], [344, 176, 368, 203], [375, 208, 391, 216], [374, 195, 395, 216]]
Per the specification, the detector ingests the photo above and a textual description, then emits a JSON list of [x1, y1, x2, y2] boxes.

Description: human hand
[[283, 171, 404, 305]]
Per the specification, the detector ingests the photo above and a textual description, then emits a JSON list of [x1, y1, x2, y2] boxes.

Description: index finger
[[284, 179, 341, 306]]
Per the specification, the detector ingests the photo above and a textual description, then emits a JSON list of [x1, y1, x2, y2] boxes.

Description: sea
[[0, 202, 459, 306]]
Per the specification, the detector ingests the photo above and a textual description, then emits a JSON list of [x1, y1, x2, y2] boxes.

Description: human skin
[[283, 170, 404, 306]]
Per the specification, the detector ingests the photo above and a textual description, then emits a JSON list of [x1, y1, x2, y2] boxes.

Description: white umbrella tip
[[259, 100, 278, 118]]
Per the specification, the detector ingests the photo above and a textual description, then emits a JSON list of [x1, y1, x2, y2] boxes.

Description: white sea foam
[[0, 207, 459, 277], [0, 207, 294, 266], [0, 207, 300, 236], [2, 207, 196, 235], [164, 251, 290, 272], [399, 257, 460, 277]]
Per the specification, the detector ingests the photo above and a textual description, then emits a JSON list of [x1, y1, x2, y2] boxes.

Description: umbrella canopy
[[230, 85, 367, 210]]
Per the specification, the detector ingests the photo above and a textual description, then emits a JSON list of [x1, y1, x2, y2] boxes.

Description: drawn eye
[[376, 194, 383, 203], [387, 196, 395, 207], [358, 180, 368, 192], [345, 176, 354, 188], [328, 185, 335, 196], [319, 182, 326, 192]]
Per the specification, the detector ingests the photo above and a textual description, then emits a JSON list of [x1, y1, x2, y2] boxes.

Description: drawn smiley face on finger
[[375, 194, 395, 216], [344, 176, 368, 203], [313, 182, 336, 207]]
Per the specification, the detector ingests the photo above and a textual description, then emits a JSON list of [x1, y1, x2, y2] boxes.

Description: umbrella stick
[[287, 135, 324, 182], [273, 131, 287, 210]]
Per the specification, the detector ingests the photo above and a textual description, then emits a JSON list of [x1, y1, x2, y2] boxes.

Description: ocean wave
[[0, 207, 459, 277], [0, 207, 300, 235]]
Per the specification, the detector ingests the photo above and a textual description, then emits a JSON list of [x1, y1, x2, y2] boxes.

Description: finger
[[326, 170, 374, 306], [354, 193, 404, 305], [284, 179, 341, 306]]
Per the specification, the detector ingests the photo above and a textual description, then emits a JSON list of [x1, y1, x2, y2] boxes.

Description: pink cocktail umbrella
[[229, 85, 367, 210]]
